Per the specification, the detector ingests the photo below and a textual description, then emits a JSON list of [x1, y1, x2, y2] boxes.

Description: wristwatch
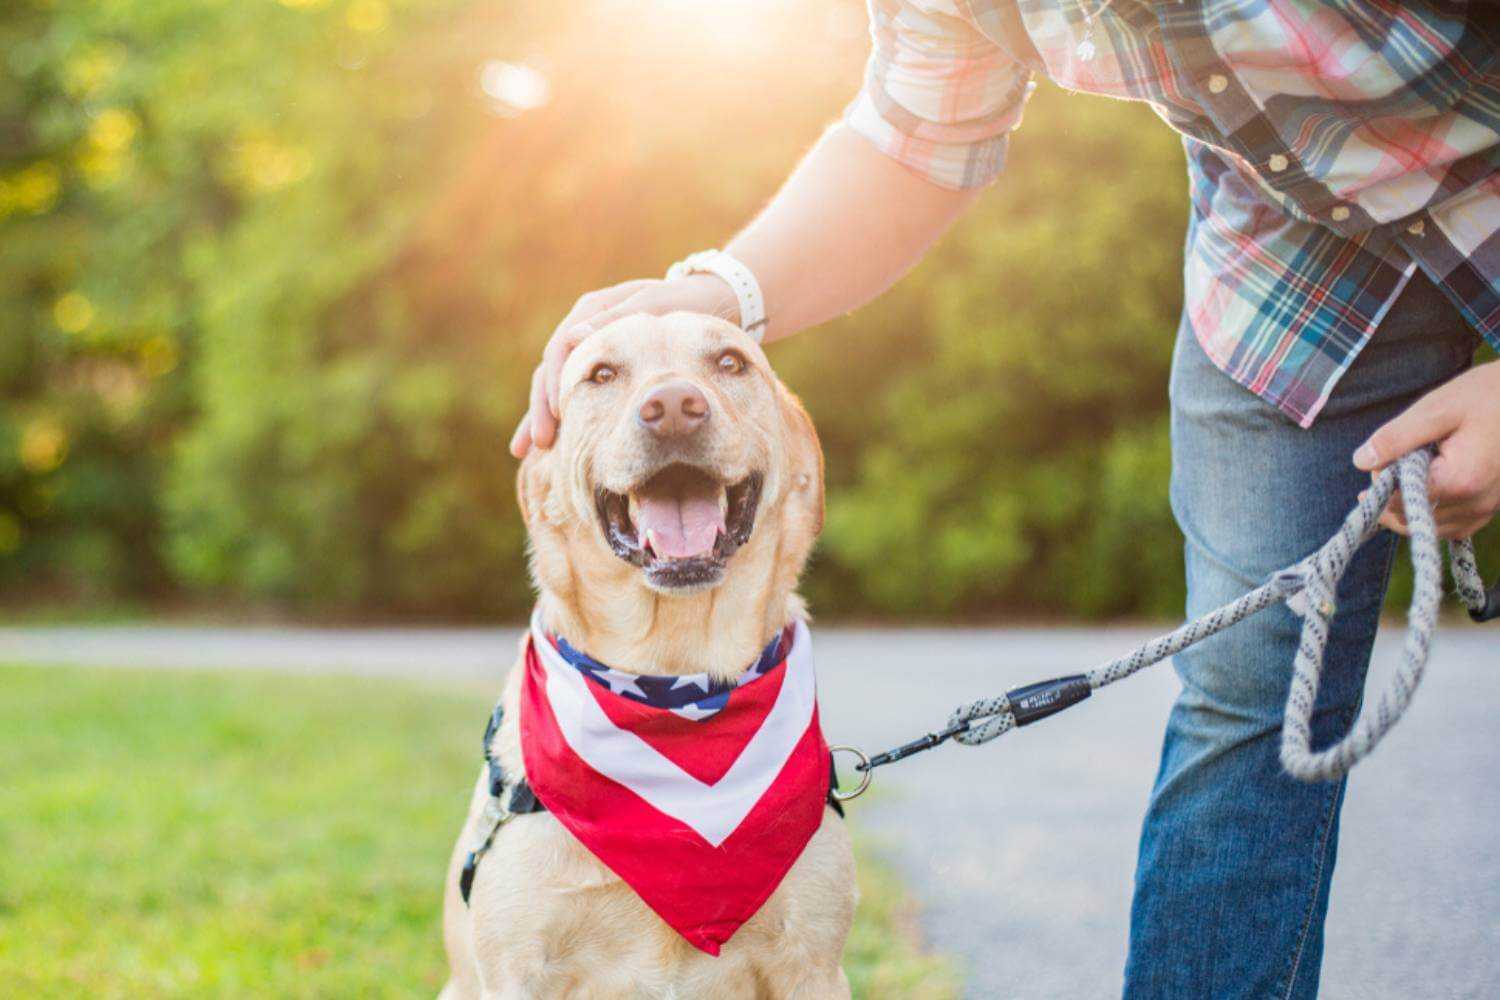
[[665, 249, 768, 340]]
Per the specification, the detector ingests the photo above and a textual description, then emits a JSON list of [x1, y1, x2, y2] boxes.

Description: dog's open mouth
[[595, 465, 763, 590]]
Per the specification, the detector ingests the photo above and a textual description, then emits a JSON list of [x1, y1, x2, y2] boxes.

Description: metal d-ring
[[829, 745, 873, 802]]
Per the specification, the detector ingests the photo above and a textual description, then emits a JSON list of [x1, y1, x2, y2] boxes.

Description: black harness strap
[[458, 703, 545, 905]]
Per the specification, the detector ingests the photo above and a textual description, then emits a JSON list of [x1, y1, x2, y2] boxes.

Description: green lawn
[[0, 665, 957, 998]]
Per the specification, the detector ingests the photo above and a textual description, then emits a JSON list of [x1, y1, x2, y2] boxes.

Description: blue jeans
[[1123, 274, 1480, 999]]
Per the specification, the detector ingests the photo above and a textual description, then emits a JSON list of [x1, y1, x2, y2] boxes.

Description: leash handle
[[1278, 451, 1453, 780]]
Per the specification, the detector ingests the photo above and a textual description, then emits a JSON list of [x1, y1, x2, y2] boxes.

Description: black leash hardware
[[829, 729, 965, 804], [861, 672, 1095, 770], [1006, 673, 1092, 727], [1471, 579, 1500, 623], [857, 721, 971, 772]]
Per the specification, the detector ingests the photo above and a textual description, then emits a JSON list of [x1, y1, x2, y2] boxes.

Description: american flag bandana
[[519, 613, 832, 955]]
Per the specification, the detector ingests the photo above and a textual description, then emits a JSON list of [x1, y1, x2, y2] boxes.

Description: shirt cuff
[[843, 88, 1015, 191]]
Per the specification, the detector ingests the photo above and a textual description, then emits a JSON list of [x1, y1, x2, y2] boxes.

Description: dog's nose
[[637, 380, 710, 439]]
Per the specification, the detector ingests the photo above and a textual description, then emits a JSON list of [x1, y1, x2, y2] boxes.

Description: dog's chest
[[470, 816, 774, 996]]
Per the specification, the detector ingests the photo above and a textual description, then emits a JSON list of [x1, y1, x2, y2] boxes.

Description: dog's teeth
[[644, 529, 658, 556], [718, 489, 728, 517]]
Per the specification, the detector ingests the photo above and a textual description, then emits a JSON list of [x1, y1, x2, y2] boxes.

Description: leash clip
[[861, 721, 971, 770], [828, 745, 873, 801], [828, 722, 972, 802]]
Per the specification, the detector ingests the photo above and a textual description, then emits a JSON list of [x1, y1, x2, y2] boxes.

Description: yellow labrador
[[441, 313, 855, 998]]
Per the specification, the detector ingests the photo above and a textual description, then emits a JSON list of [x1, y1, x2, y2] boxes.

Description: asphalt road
[[3, 623, 1496, 998]]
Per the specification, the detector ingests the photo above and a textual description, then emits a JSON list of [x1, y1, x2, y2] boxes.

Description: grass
[[0, 664, 957, 998]]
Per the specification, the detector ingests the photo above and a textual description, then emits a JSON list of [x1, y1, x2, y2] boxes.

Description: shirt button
[[1208, 74, 1229, 94], [1267, 154, 1288, 173], [1330, 205, 1351, 222]]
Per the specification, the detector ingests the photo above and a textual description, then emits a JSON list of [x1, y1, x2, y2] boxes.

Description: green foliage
[[2, 0, 1495, 620], [0, 664, 955, 997], [802, 94, 1190, 617]]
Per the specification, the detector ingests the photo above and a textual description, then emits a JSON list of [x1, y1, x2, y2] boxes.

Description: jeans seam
[[1277, 776, 1342, 1000], [1275, 533, 1400, 1000]]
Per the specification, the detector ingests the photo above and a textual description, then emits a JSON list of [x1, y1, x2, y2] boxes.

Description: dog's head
[[518, 312, 823, 613]]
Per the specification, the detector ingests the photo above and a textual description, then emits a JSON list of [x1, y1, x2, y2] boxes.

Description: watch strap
[[666, 249, 768, 340]]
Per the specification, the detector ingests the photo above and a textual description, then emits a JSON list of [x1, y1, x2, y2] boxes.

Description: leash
[[832, 448, 1498, 799]]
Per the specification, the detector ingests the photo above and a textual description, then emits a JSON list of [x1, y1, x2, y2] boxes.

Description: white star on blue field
[[552, 631, 788, 721]]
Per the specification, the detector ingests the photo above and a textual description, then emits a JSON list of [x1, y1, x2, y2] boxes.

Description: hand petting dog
[[509, 274, 738, 458]]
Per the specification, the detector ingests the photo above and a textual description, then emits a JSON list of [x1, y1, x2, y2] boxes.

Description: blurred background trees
[[3, 0, 1490, 621]]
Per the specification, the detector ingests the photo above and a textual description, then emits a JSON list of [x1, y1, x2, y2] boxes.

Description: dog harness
[[459, 616, 842, 956]]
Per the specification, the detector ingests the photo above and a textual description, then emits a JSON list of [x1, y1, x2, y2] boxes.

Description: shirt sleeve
[[843, 0, 1035, 191]]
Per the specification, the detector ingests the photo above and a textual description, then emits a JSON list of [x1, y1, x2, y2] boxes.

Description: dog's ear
[[516, 454, 534, 524], [516, 445, 575, 599], [777, 383, 825, 536], [515, 449, 552, 528]]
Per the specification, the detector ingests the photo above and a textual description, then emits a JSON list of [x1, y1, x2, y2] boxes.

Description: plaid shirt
[[846, 0, 1500, 427]]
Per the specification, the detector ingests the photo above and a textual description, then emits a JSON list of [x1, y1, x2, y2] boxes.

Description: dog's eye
[[716, 350, 747, 376], [587, 364, 617, 385]]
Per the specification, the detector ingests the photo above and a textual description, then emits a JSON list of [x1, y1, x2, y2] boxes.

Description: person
[[510, 3, 1500, 996]]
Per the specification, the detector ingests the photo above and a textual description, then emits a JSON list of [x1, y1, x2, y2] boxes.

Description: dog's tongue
[[637, 487, 724, 560]]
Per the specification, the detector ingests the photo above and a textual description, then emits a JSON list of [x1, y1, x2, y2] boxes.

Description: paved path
[[3, 623, 1495, 998]]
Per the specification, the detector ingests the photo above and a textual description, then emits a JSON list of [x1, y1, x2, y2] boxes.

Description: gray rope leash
[[836, 449, 1497, 793]]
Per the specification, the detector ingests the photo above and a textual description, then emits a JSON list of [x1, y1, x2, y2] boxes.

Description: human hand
[[508, 274, 739, 458], [1354, 359, 1500, 540]]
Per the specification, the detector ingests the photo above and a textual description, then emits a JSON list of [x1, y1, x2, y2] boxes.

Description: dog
[[441, 312, 855, 998]]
